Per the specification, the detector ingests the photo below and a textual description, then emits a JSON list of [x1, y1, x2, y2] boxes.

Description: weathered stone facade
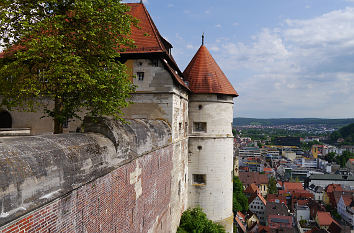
[[0, 119, 188, 233]]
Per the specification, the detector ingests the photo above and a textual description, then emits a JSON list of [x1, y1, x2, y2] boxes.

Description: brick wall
[[1, 145, 174, 233]]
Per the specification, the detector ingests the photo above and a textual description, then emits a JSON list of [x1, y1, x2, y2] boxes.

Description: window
[[193, 122, 207, 132], [217, 94, 227, 100], [193, 174, 206, 185], [137, 72, 144, 81], [152, 59, 159, 67]]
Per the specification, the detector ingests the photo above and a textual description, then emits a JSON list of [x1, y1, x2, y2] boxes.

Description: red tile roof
[[325, 184, 342, 193], [123, 3, 169, 54], [183, 45, 238, 96], [239, 172, 268, 186], [245, 183, 260, 194], [283, 182, 303, 191], [263, 168, 273, 172], [316, 211, 335, 226], [267, 194, 287, 205], [249, 192, 267, 206], [341, 195, 353, 207], [123, 3, 189, 91]]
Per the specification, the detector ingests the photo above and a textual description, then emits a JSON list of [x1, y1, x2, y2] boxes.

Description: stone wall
[[0, 118, 185, 233]]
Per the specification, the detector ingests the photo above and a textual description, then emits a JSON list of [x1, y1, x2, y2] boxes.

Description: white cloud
[[211, 7, 354, 118], [215, 24, 222, 28], [168, 3, 174, 8], [210, 46, 220, 52], [233, 22, 239, 26], [186, 44, 194, 49]]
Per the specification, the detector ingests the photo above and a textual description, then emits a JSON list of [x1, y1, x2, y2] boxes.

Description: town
[[233, 123, 354, 233]]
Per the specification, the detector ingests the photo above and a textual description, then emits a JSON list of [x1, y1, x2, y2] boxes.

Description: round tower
[[184, 43, 238, 232]]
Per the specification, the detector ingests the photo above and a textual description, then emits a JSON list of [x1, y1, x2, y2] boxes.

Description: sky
[[124, 0, 354, 119]]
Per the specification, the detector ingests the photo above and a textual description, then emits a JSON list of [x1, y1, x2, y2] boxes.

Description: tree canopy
[[0, 0, 136, 133], [267, 176, 277, 195], [233, 176, 248, 213], [177, 207, 225, 233], [330, 123, 354, 145]]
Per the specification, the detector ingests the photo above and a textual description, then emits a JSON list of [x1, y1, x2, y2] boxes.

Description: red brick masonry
[[1, 145, 173, 233]]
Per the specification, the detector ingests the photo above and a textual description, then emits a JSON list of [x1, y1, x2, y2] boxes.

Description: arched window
[[0, 110, 12, 128]]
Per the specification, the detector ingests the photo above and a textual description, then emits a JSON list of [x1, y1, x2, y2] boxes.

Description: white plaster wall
[[133, 59, 174, 92], [188, 94, 233, 137], [188, 137, 233, 224]]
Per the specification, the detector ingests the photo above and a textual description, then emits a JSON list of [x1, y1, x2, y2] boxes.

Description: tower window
[[198, 105, 203, 110], [193, 122, 206, 132], [217, 94, 227, 100], [193, 174, 206, 185], [152, 59, 159, 67], [137, 72, 144, 81]]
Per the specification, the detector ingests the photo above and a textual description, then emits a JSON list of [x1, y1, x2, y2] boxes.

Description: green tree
[[0, 0, 136, 133], [335, 151, 354, 167], [325, 152, 336, 163], [267, 176, 277, 194], [233, 176, 248, 213], [177, 207, 225, 233]]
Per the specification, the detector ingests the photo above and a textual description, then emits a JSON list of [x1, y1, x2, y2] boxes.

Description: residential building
[[239, 172, 269, 196], [306, 174, 354, 189], [267, 215, 293, 229], [296, 203, 310, 222], [337, 194, 354, 227], [265, 202, 289, 225], [346, 158, 354, 173], [315, 211, 337, 230], [249, 193, 267, 224]]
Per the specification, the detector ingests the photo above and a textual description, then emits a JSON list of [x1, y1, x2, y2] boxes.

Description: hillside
[[233, 117, 354, 128], [330, 123, 354, 145]]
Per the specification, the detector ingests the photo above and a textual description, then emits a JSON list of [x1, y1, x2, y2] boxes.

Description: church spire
[[202, 33, 204, 45]]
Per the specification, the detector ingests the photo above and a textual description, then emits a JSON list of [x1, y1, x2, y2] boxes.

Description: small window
[[152, 59, 159, 67], [193, 174, 206, 185], [197, 146, 202, 150], [137, 72, 144, 81], [193, 122, 206, 132], [198, 105, 203, 110], [217, 94, 227, 100], [179, 122, 182, 132]]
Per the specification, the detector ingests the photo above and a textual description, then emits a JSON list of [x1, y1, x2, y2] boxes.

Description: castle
[[0, 3, 238, 232]]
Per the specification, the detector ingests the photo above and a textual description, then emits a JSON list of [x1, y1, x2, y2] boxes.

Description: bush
[[177, 207, 226, 233]]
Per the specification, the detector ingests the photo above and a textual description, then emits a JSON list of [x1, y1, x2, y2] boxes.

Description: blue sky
[[130, 1, 354, 118]]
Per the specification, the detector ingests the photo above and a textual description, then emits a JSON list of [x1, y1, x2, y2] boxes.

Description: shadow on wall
[[0, 110, 12, 128]]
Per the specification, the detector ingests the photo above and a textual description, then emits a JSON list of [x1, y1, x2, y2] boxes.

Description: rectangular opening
[[137, 72, 144, 81], [152, 59, 159, 67], [193, 122, 207, 132], [193, 174, 206, 185], [217, 94, 227, 100]]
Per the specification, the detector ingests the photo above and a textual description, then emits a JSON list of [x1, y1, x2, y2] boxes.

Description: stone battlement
[[0, 118, 179, 232]]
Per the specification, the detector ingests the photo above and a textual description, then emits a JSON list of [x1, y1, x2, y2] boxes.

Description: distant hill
[[330, 123, 354, 144], [233, 117, 354, 128]]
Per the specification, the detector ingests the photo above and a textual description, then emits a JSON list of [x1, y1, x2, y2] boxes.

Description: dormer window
[[137, 72, 144, 81]]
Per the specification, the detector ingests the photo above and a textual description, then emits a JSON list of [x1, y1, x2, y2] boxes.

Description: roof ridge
[[140, 3, 165, 52]]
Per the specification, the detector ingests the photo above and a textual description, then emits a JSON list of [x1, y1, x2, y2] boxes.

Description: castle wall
[[0, 119, 184, 233], [123, 58, 190, 229]]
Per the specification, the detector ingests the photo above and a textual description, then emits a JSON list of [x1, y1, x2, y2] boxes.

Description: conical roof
[[183, 45, 238, 96]]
